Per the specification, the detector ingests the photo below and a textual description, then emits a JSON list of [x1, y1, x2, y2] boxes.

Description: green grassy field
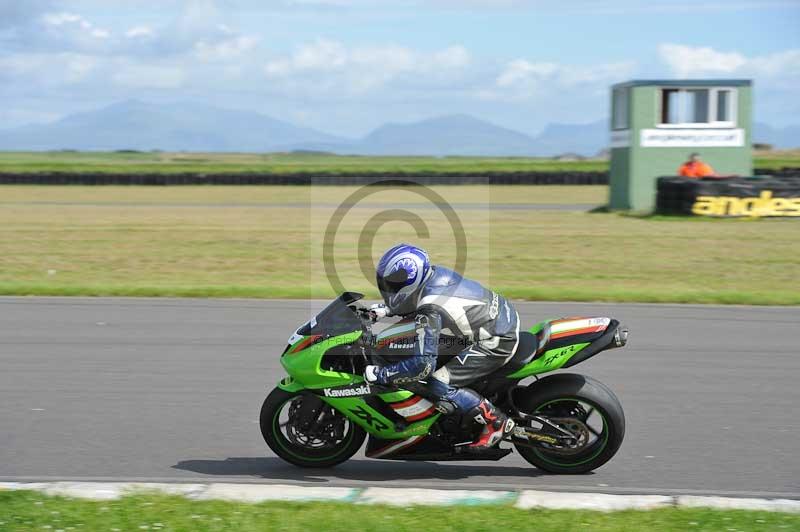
[[0, 150, 798, 174], [1, 185, 798, 304], [1, 491, 798, 532], [0, 151, 607, 174], [0, 184, 606, 205]]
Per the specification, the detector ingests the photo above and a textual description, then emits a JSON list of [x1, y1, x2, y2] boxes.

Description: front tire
[[512, 373, 625, 474], [260, 388, 366, 468]]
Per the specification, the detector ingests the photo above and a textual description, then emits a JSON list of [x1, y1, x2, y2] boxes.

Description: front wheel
[[512, 373, 625, 474], [260, 388, 366, 468]]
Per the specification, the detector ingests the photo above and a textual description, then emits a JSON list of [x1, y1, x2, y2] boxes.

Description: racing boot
[[467, 398, 515, 451]]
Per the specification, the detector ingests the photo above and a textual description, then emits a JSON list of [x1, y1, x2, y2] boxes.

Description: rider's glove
[[364, 365, 380, 384], [368, 303, 390, 322]]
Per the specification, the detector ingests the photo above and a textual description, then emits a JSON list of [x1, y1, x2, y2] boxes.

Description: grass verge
[[0, 150, 798, 174], [0, 284, 798, 306], [1, 186, 798, 305], [1, 491, 799, 532], [0, 184, 606, 205]]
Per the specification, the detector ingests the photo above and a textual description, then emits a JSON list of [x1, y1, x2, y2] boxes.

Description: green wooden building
[[608, 79, 753, 211]]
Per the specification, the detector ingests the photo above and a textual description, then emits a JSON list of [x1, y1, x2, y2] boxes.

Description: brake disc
[[285, 399, 345, 449], [536, 417, 591, 455]]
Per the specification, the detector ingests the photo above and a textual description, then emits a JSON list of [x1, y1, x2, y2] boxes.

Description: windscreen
[[296, 292, 363, 337]]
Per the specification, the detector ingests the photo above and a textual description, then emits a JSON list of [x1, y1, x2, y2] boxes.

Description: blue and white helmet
[[376, 243, 432, 315]]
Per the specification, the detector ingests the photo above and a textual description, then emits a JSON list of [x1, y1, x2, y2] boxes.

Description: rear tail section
[[549, 317, 612, 340], [509, 317, 628, 378], [546, 317, 628, 368]]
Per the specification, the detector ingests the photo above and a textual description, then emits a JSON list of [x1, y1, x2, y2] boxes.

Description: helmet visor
[[377, 268, 409, 303]]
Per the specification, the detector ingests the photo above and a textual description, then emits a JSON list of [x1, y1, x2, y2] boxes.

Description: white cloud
[[0, 2, 265, 99], [0, 0, 52, 29], [496, 60, 558, 87], [275, 0, 800, 12], [431, 45, 471, 69], [150, 3, 263, 60], [174, 0, 224, 38], [658, 44, 747, 77], [282, 0, 379, 5], [125, 26, 155, 39], [0, 107, 61, 128], [0, 52, 98, 85], [41, 11, 112, 42], [270, 0, 436, 7], [427, 0, 800, 11], [194, 34, 260, 61], [112, 64, 186, 89], [659, 43, 800, 88], [486, 58, 635, 100], [16, 11, 118, 54], [1, 4, 264, 78], [64, 54, 99, 80], [754, 49, 800, 79], [264, 39, 470, 93], [267, 39, 347, 74], [429, 0, 533, 6], [42, 12, 88, 27]]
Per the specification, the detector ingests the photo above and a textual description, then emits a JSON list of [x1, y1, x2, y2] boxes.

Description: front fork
[[292, 392, 326, 431]]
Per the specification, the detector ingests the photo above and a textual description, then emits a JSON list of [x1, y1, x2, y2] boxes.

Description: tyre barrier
[[755, 167, 800, 178], [656, 175, 800, 217], [0, 171, 609, 186], [1, 168, 798, 186]]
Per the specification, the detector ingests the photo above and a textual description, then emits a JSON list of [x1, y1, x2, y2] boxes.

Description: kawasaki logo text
[[323, 384, 371, 397]]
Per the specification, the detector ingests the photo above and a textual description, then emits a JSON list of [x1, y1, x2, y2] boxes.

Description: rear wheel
[[512, 373, 625, 474], [260, 388, 366, 468]]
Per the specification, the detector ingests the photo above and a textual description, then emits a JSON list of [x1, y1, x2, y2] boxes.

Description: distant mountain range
[[0, 100, 797, 155], [0, 100, 340, 153], [353, 114, 542, 156]]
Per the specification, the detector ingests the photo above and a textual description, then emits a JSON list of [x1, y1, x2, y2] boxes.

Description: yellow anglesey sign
[[691, 190, 800, 217]]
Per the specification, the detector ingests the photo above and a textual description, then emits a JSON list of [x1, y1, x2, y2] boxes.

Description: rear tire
[[260, 388, 366, 468], [512, 373, 625, 474]]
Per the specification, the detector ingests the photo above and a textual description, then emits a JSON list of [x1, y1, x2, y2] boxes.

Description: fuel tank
[[373, 317, 417, 356], [372, 317, 467, 361]]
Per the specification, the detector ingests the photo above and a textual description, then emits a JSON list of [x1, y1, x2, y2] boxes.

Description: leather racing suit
[[371, 265, 520, 414]]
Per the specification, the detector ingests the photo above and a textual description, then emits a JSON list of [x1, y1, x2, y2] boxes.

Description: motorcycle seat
[[501, 324, 552, 375], [536, 322, 552, 354]]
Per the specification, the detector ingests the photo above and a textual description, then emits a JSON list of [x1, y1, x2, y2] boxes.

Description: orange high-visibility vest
[[678, 161, 715, 178]]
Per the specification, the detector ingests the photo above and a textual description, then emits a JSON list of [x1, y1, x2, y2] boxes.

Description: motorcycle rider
[[364, 243, 518, 450]]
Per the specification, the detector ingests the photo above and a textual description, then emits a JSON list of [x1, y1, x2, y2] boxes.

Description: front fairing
[[280, 292, 366, 389], [276, 293, 444, 440], [281, 330, 364, 388]]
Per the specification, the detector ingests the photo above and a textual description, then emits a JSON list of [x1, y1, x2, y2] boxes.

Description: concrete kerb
[[514, 490, 673, 511], [357, 487, 517, 506], [1, 482, 799, 513]]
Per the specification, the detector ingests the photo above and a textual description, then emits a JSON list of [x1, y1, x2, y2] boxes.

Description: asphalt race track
[[1, 297, 798, 498]]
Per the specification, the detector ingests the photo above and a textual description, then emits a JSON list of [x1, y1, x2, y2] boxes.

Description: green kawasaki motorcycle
[[261, 292, 629, 473]]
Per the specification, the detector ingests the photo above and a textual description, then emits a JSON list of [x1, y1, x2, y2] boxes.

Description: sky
[[1, 0, 799, 137]]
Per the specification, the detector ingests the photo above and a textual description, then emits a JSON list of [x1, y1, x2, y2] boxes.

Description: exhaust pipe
[[613, 325, 629, 348]]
